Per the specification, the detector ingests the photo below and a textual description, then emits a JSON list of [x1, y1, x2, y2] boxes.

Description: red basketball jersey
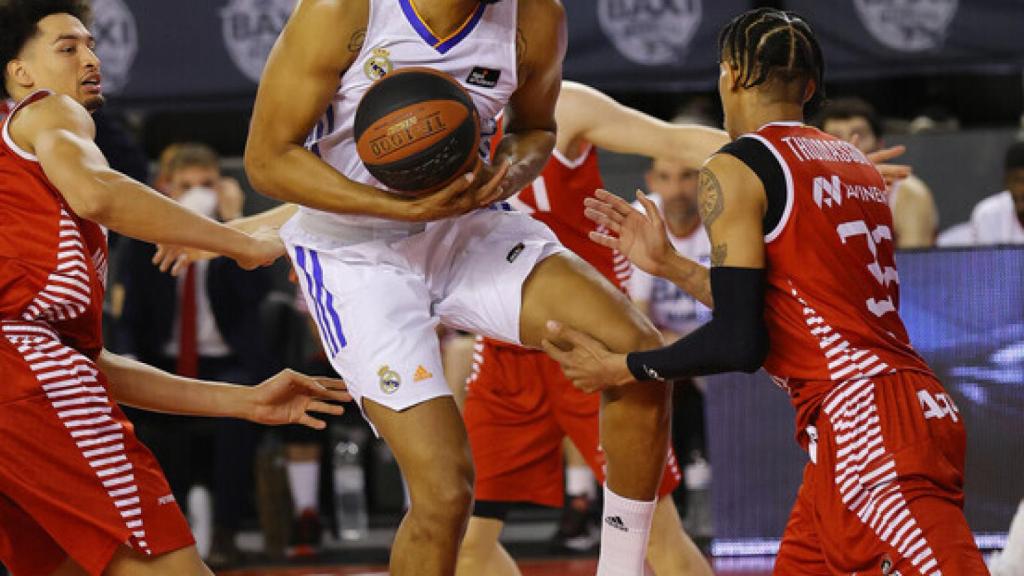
[[509, 145, 630, 290], [749, 123, 931, 414], [0, 92, 109, 359]]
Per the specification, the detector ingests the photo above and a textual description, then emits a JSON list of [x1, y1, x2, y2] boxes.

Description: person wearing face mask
[[112, 142, 275, 569]]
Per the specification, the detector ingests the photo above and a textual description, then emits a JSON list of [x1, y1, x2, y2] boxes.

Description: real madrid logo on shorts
[[364, 48, 393, 81], [378, 364, 401, 394]]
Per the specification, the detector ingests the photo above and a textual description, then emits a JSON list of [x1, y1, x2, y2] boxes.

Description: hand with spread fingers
[[246, 369, 352, 430], [861, 142, 912, 187], [540, 320, 633, 393], [584, 188, 676, 277]]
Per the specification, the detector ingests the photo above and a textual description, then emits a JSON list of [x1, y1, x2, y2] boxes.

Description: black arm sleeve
[[626, 267, 769, 381], [718, 137, 787, 234]]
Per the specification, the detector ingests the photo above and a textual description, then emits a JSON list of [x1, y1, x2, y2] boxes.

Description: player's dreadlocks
[[0, 0, 93, 99], [718, 8, 825, 111]]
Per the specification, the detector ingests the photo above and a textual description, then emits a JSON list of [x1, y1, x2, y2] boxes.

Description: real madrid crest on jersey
[[364, 48, 393, 81], [90, 0, 138, 94], [378, 365, 401, 394]]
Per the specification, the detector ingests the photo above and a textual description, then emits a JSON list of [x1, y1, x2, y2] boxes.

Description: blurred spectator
[[969, 140, 1024, 245], [113, 142, 274, 568], [628, 157, 713, 538], [816, 98, 938, 248]]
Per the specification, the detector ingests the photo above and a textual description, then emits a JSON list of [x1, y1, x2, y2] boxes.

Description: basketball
[[354, 67, 481, 195]]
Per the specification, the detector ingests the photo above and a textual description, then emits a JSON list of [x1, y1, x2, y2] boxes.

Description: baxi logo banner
[[853, 0, 958, 52], [597, 0, 702, 66], [91, 0, 138, 94], [221, 0, 296, 83]]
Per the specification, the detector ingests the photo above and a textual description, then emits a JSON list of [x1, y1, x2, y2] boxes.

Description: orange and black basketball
[[354, 67, 480, 195]]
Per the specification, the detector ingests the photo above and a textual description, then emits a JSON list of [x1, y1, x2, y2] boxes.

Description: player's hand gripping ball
[[355, 67, 481, 195]]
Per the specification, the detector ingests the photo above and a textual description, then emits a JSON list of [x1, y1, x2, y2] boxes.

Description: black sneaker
[[550, 495, 599, 553]]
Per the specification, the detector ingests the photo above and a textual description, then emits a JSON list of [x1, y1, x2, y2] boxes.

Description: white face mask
[[178, 186, 219, 219]]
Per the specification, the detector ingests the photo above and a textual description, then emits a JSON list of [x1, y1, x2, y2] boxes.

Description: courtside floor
[[222, 556, 777, 576]]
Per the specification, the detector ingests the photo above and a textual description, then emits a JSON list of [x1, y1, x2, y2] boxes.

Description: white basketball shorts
[[280, 207, 566, 417]]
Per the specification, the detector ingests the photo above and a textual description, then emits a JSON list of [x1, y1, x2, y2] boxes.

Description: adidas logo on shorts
[[604, 515, 628, 532]]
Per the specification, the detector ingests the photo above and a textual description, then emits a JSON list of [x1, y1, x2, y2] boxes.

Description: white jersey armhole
[[551, 143, 592, 169], [1, 90, 51, 162]]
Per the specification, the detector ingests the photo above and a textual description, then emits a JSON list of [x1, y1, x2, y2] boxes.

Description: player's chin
[[82, 94, 106, 112]]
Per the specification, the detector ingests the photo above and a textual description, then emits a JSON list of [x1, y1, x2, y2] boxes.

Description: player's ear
[[6, 58, 34, 92], [720, 61, 741, 92], [801, 79, 816, 105]]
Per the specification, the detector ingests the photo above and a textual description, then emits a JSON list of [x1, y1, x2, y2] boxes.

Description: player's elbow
[[243, 148, 271, 194], [243, 142, 283, 200], [66, 175, 118, 223]]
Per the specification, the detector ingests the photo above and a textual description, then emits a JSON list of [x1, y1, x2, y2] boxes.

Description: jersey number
[[917, 389, 959, 423], [836, 220, 898, 317]]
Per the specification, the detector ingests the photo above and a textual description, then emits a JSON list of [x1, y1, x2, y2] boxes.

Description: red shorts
[[775, 370, 988, 575], [0, 325, 194, 576], [463, 338, 680, 508]]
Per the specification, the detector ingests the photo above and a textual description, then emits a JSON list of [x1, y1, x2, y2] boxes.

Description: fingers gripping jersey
[[0, 91, 108, 359], [747, 123, 932, 425]]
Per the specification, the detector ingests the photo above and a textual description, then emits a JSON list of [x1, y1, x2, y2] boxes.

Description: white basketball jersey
[[295, 0, 518, 238]]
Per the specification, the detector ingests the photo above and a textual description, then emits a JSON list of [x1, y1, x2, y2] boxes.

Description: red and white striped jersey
[[508, 144, 630, 290], [0, 91, 109, 359], [747, 123, 932, 422]]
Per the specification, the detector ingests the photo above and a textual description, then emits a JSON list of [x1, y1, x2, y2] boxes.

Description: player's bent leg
[[456, 516, 521, 576], [363, 396, 474, 576], [647, 496, 713, 576], [520, 252, 670, 499], [520, 253, 671, 576], [103, 544, 211, 576]]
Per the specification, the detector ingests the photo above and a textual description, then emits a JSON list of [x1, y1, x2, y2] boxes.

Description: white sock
[[188, 485, 213, 558], [597, 484, 656, 576], [566, 465, 597, 499], [1003, 499, 1024, 566], [286, 461, 320, 514]]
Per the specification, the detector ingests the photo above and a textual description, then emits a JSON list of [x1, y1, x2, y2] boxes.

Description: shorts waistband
[[291, 209, 427, 246]]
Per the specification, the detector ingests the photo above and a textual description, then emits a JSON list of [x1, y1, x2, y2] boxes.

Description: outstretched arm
[[544, 154, 769, 392], [98, 350, 350, 430], [152, 203, 300, 275], [556, 81, 729, 167], [14, 95, 279, 270]]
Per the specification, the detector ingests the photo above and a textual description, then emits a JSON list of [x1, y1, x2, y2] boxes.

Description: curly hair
[[0, 0, 92, 99], [718, 8, 825, 111]]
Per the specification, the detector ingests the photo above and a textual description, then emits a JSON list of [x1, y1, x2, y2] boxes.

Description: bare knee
[[408, 461, 474, 531]]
